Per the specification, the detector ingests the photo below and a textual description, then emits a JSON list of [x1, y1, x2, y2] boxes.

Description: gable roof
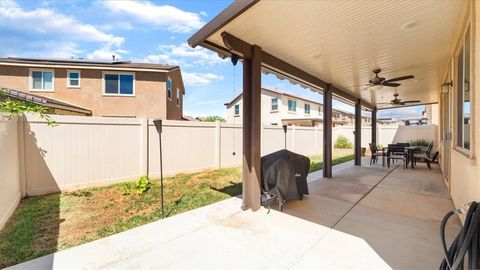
[[1, 88, 92, 115], [0, 57, 179, 73]]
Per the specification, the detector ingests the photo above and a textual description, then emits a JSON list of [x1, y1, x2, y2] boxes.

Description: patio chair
[[413, 147, 438, 170], [369, 143, 385, 166], [387, 144, 407, 169]]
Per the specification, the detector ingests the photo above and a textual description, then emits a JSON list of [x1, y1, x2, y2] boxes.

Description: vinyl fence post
[[141, 118, 149, 177], [215, 121, 221, 169]]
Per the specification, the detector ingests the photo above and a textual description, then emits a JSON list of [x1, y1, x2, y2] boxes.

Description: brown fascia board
[[188, 0, 260, 48]]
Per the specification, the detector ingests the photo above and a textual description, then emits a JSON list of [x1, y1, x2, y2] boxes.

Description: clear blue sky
[[0, 0, 424, 119]]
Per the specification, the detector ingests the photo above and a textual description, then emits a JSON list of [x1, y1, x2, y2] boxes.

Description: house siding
[[0, 65, 184, 119]]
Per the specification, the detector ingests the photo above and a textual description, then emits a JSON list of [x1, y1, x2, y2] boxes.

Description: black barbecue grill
[[260, 149, 310, 211]]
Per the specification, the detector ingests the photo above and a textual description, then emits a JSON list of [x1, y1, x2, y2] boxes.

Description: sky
[[0, 0, 425, 119]]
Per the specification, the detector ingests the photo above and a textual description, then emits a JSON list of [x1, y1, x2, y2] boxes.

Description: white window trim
[[304, 103, 311, 115], [234, 104, 240, 116], [167, 77, 172, 100], [102, 71, 136, 97], [29, 68, 55, 92], [176, 88, 180, 106], [271, 97, 279, 112], [454, 22, 472, 154], [288, 99, 297, 112], [67, 70, 81, 88]]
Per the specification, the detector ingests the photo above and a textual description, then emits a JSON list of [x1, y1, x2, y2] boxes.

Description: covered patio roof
[[189, 0, 467, 109]]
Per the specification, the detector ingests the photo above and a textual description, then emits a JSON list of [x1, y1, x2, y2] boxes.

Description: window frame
[[67, 70, 81, 88], [288, 99, 297, 112], [102, 71, 136, 97], [455, 23, 472, 154], [29, 68, 55, 92], [271, 97, 279, 111], [234, 104, 240, 116], [167, 77, 172, 100], [304, 103, 311, 115], [176, 88, 180, 106]]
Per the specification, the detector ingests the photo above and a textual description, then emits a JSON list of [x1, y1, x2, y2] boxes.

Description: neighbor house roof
[[0, 57, 179, 73], [1, 88, 92, 115]]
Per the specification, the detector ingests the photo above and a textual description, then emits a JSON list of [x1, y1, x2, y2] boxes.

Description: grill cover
[[260, 149, 310, 202]]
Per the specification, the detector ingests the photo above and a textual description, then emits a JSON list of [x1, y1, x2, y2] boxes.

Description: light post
[[153, 119, 164, 217]]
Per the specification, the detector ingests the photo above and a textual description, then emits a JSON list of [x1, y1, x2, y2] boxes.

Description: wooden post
[[355, 99, 362, 166], [323, 84, 332, 178], [241, 45, 262, 210], [372, 108, 377, 147]]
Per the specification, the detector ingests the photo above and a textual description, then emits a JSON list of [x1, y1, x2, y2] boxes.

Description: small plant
[[119, 185, 132, 195], [408, 139, 431, 147], [0, 88, 57, 126], [134, 176, 152, 195], [334, 135, 353, 149]]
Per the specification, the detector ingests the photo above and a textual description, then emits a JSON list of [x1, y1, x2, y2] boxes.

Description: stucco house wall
[[0, 64, 184, 119]]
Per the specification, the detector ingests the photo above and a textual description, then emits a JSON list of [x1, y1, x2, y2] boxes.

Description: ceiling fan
[[361, 69, 415, 90], [378, 93, 421, 106]]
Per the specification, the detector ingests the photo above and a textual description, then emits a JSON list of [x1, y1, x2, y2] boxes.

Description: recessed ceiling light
[[402, 20, 421, 30]]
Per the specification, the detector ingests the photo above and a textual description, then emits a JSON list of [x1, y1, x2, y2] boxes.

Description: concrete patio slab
[[7, 162, 461, 270]]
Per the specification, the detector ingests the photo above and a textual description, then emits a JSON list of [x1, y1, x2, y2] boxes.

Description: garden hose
[[440, 201, 480, 270]]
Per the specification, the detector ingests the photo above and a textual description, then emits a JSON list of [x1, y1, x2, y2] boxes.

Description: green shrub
[[134, 176, 151, 194], [408, 139, 431, 147], [334, 135, 353, 149]]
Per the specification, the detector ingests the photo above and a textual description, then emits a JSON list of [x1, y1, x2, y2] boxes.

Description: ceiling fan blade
[[384, 75, 415, 83], [383, 82, 401, 87], [376, 103, 392, 105], [401, 100, 421, 103]]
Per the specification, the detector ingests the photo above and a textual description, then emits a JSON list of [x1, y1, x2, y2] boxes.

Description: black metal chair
[[369, 143, 385, 166], [413, 145, 438, 170], [387, 144, 408, 169]]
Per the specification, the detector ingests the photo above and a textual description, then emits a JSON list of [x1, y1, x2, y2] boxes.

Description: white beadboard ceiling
[[206, 0, 467, 109]]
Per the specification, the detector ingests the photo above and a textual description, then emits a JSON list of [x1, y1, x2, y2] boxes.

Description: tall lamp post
[[153, 119, 164, 217], [283, 125, 288, 149]]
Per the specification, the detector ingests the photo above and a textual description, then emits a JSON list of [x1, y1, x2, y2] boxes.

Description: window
[[288, 100, 297, 112], [456, 25, 471, 151], [167, 78, 172, 99], [234, 104, 240, 116], [304, 103, 311, 114], [103, 73, 134, 96], [67, 70, 80, 88], [30, 69, 54, 91], [176, 88, 180, 106], [271, 97, 278, 111]]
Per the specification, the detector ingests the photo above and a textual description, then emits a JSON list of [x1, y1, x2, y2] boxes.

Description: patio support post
[[241, 45, 262, 211], [372, 108, 377, 147], [354, 99, 362, 166], [323, 84, 333, 178]]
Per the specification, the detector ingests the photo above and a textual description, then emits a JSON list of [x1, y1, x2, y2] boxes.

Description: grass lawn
[[309, 149, 356, 172], [0, 168, 242, 268]]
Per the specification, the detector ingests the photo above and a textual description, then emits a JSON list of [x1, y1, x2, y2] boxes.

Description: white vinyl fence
[[2, 113, 438, 199]]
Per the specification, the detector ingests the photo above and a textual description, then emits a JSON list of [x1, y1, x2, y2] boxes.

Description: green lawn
[[309, 152, 356, 172], [0, 168, 242, 268]]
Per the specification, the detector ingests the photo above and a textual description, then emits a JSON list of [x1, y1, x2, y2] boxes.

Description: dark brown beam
[[354, 99, 362, 166], [188, 0, 259, 47], [220, 32, 374, 110], [376, 101, 438, 110], [241, 45, 262, 211], [372, 108, 377, 147], [323, 84, 333, 178]]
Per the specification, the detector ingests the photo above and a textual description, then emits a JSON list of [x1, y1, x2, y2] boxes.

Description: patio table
[[405, 146, 422, 169]]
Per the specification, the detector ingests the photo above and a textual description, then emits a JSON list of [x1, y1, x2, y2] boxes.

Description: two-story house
[[0, 57, 185, 119], [225, 87, 371, 126]]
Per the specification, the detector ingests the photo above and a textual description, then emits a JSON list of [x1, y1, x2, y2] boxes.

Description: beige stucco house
[[0, 57, 185, 119], [225, 87, 371, 126]]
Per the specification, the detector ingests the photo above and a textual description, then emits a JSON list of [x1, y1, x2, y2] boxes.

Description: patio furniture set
[[369, 142, 439, 170]]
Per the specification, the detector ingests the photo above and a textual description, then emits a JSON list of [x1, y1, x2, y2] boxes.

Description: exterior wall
[[226, 89, 370, 126], [0, 66, 184, 119], [0, 114, 21, 230], [447, 0, 480, 211]]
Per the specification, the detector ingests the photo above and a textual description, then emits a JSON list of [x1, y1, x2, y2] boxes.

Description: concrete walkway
[[7, 160, 461, 270]]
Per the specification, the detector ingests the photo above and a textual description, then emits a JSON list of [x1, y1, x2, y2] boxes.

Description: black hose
[[440, 201, 480, 270]]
